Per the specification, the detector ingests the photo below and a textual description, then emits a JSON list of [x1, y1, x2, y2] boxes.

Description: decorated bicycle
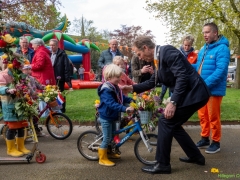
[[37, 83, 73, 140], [78, 89, 166, 165], [95, 89, 166, 134]]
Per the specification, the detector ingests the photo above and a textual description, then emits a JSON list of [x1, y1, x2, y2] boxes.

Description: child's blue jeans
[[79, 74, 84, 80], [99, 118, 115, 148]]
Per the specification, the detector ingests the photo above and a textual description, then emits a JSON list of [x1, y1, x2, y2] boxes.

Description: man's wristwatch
[[170, 101, 177, 106]]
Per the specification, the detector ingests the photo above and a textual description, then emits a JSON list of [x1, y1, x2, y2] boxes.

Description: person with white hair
[[97, 38, 123, 81], [30, 38, 56, 85], [16, 36, 35, 63]]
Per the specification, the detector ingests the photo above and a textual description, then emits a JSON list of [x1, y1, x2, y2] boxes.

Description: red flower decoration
[[0, 39, 7, 48], [27, 100, 33, 106], [2, 59, 8, 64], [12, 59, 21, 69]]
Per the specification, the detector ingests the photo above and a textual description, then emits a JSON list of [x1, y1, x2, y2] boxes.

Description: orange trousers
[[198, 96, 222, 142]]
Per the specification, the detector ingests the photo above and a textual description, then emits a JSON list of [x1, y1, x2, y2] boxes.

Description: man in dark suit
[[49, 39, 72, 113], [124, 36, 210, 174]]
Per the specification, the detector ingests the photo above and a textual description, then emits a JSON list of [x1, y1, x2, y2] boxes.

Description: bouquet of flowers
[[129, 89, 166, 132], [0, 33, 39, 119], [130, 90, 160, 112], [38, 76, 67, 108], [38, 85, 59, 103]]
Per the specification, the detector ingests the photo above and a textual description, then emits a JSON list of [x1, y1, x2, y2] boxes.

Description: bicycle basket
[[48, 100, 58, 108], [138, 111, 152, 124]]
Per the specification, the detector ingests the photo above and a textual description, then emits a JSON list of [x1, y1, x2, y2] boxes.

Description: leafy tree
[[110, 25, 155, 58], [145, 0, 240, 88], [2, 0, 63, 30], [70, 16, 94, 38], [68, 16, 109, 72]]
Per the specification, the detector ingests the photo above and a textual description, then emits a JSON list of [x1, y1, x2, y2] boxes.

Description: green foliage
[[4, 0, 63, 31], [19, 4, 63, 31], [145, 0, 240, 52]]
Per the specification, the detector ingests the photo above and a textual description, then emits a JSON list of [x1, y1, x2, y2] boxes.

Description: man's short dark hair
[[133, 36, 155, 50], [204, 22, 218, 33]]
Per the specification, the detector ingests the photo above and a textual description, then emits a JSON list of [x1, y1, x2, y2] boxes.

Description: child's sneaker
[[205, 142, 220, 154], [196, 138, 210, 148]]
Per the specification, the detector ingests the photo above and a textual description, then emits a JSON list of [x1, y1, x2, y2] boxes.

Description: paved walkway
[[0, 125, 240, 180]]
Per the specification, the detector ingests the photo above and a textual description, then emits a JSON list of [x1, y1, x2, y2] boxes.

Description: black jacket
[[133, 45, 210, 108], [52, 49, 71, 82]]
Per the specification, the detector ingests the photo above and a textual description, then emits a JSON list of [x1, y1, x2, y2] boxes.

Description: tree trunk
[[234, 57, 240, 89], [234, 42, 240, 89]]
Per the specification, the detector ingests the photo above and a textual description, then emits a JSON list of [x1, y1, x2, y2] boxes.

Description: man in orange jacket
[[193, 22, 230, 154]]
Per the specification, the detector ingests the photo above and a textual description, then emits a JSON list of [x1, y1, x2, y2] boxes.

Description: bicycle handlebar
[[126, 109, 136, 113]]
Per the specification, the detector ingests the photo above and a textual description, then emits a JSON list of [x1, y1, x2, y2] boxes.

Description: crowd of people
[[0, 22, 230, 175], [96, 22, 230, 175], [0, 36, 75, 155]]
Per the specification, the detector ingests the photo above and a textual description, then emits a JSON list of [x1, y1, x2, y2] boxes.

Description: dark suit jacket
[[52, 48, 71, 83], [133, 45, 211, 108]]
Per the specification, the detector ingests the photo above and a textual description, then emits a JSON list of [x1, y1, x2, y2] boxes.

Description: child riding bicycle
[[97, 64, 134, 167]]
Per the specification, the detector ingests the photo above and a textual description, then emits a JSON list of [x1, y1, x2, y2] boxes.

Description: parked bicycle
[[1, 101, 73, 140], [77, 110, 158, 165]]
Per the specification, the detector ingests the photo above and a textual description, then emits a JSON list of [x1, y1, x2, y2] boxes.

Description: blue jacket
[[16, 47, 35, 63], [97, 82, 132, 121], [0, 69, 23, 122], [193, 35, 230, 96]]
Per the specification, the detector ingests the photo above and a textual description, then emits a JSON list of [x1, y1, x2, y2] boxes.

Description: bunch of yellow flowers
[[38, 85, 59, 103]]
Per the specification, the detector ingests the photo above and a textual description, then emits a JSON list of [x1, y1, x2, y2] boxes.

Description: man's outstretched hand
[[120, 85, 133, 93]]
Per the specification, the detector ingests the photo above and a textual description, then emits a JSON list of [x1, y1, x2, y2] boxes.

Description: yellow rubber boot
[[98, 148, 115, 166], [16, 137, 31, 154], [6, 139, 24, 157]]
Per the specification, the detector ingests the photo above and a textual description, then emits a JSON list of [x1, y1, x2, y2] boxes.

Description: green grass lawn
[[65, 87, 240, 123]]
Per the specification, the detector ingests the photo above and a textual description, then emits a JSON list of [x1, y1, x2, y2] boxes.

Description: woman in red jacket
[[30, 38, 56, 85]]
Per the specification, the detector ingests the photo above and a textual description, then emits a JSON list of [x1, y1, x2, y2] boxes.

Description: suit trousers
[[156, 98, 208, 166]]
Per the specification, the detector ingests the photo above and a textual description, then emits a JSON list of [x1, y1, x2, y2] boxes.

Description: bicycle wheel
[[134, 133, 158, 165], [95, 113, 102, 134], [77, 130, 102, 161], [46, 113, 73, 140]]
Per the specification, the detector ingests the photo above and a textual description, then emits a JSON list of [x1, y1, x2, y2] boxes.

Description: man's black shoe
[[179, 156, 205, 165], [141, 163, 171, 174]]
